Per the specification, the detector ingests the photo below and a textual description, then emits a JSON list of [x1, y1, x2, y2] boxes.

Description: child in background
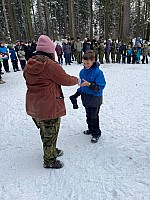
[[0, 55, 5, 84], [18, 46, 26, 70], [0, 42, 10, 72], [70, 50, 106, 143], [127, 45, 132, 64], [9, 45, 20, 72], [55, 43, 63, 64]]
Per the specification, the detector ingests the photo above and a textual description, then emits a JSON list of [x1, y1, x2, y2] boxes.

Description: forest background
[[0, 0, 149, 43]]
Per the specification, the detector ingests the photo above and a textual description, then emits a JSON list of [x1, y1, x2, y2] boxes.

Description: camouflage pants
[[33, 118, 61, 163], [76, 51, 82, 63]]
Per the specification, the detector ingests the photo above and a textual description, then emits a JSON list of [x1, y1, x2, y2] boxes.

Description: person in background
[[23, 35, 78, 169], [83, 38, 91, 54], [55, 42, 63, 65], [141, 43, 149, 64], [70, 38, 76, 61], [75, 37, 83, 64], [70, 50, 106, 143], [9, 45, 20, 72], [110, 39, 116, 63], [91, 38, 99, 61], [18, 46, 26, 70], [116, 41, 122, 63], [98, 40, 105, 64], [31, 40, 37, 54], [105, 39, 111, 63], [63, 39, 71, 65], [127, 45, 132, 64], [15, 41, 20, 57], [0, 54, 5, 84], [121, 42, 127, 64], [132, 45, 138, 64], [0, 42, 10, 72]]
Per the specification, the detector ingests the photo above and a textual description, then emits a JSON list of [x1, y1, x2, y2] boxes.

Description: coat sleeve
[[94, 70, 106, 92], [47, 60, 78, 86]]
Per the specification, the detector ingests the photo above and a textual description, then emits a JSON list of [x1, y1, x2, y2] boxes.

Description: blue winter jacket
[[0, 46, 9, 60], [9, 49, 17, 60], [77, 62, 106, 97], [127, 49, 132, 56]]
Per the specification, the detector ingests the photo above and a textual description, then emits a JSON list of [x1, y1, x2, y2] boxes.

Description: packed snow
[[0, 61, 150, 200]]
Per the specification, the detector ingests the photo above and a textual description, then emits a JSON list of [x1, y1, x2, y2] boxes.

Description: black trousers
[[12, 60, 19, 71], [127, 56, 131, 64], [142, 56, 148, 64], [0, 62, 2, 73], [3, 59, 9, 72], [85, 106, 101, 137], [57, 54, 63, 64]]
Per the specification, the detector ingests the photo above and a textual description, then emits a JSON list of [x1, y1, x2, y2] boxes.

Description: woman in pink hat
[[23, 35, 78, 169]]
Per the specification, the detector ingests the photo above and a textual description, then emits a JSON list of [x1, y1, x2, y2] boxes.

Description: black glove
[[69, 92, 80, 109]]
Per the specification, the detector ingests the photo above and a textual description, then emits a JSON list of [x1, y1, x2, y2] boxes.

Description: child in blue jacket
[[127, 45, 132, 64], [70, 50, 106, 143], [9, 45, 20, 72]]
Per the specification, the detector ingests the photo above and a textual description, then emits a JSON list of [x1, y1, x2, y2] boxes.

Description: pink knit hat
[[36, 35, 55, 53]]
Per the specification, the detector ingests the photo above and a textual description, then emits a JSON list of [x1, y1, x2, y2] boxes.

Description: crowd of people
[[0, 36, 149, 84], [0, 40, 37, 84], [55, 36, 150, 66]]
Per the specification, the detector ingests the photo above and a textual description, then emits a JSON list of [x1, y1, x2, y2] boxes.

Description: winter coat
[[9, 48, 17, 61], [23, 55, 78, 120], [111, 42, 116, 54], [142, 46, 149, 56], [18, 50, 26, 60], [55, 45, 63, 55], [121, 44, 127, 56], [83, 42, 91, 53], [0, 46, 9, 60], [74, 41, 82, 52], [63, 43, 71, 54], [77, 62, 106, 108], [127, 49, 132, 56], [105, 39, 111, 53], [98, 43, 105, 54]]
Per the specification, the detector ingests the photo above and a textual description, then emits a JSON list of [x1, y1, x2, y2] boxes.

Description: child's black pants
[[85, 106, 101, 137]]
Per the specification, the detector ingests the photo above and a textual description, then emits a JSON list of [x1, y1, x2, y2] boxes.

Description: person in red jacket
[[55, 42, 63, 64], [23, 35, 78, 169]]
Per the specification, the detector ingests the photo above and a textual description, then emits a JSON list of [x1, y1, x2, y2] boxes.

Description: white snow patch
[[0, 61, 150, 200]]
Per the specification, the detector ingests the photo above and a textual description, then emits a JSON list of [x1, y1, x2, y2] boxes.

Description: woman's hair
[[36, 51, 55, 61], [82, 50, 95, 61]]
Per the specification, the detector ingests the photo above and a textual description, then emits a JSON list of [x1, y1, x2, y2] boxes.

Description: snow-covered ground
[[0, 61, 150, 200]]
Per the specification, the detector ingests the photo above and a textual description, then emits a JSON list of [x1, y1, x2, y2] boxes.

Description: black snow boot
[[43, 159, 64, 169]]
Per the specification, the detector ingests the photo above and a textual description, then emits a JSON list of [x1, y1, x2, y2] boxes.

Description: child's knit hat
[[36, 35, 55, 54]]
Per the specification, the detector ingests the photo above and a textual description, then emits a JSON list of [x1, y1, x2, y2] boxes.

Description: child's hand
[[79, 79, 90, 87]]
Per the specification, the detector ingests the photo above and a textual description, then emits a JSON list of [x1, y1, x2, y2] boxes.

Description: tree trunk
[[122, 0, 130, 43], [19, 0, 29, 41], [31, 0, 38, 39], [2, 0, 10, 42], [89, 0, 93, 40], [68, 0, 75, 38], [25, 0, 34, 40], [42, 0, 51, 37], [136, 0, 140, 37], [146, 21, 150, 41]]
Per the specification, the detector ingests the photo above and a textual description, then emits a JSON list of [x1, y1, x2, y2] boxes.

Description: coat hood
[[25, 55, 49, 75]]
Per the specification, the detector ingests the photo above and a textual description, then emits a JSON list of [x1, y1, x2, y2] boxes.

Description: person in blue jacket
[[127, 45, 132, 64], [9, 45, 20, 72], [70, 50, 106, 143], [0, 42, 10, 72]]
